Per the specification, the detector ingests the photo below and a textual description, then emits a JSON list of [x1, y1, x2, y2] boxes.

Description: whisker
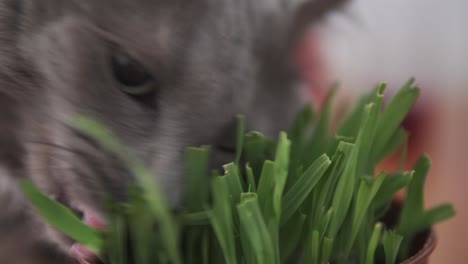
[[25, 146, 124, 178], [25, 140, 92, 159], [23, 122, 133, 200]]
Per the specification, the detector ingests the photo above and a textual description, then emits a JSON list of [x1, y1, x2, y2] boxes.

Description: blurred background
[[302, 0, 467, 262]]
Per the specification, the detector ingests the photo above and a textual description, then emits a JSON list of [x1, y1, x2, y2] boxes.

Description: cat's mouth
[[68, 207, 106, 263], [49, 194, 105, 263], [51, 193, 106, 230]]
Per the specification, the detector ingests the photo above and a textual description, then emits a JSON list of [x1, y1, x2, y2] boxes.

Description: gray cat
[[0, 0, 346, 263]]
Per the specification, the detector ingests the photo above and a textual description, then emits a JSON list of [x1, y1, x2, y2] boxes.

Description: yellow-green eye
[[111, 53, 155, 95]]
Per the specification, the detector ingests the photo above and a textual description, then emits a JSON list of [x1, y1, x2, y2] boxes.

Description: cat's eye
[[111, 52, 155, 95]]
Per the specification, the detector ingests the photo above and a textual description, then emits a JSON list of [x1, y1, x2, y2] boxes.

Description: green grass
[[21, 79, 455, 263]]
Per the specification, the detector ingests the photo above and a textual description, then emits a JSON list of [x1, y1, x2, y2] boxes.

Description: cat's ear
[[287, 0, 349, 40]]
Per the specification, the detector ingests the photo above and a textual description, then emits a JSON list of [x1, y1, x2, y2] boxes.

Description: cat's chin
[[69, 243, 99, 264]]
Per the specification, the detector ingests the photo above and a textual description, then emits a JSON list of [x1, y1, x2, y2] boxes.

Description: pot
[[383, 201, 437, 264], [400, 229, 436, 264]]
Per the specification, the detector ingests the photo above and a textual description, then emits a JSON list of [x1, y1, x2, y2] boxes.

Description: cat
[[0, 0, 347, 263]]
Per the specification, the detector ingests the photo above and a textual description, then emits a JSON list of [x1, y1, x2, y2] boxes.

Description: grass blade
[[344, 173, 385, 256], [281, 154, 331, 224], [365, 223, 383, 264], [208, 177, 237, 264], [237, 193, 277, 264], [398, 155, 430, 235], [328, 104, 375, 238], [246, 164, 257, 192], [373, 172, 413, 209], [185, 147, 210, 212], [383, 230, 403, 264], [236, 115, 246, 164], [280, 213, 307, 261], [424, 204, 456, 226], [20, 180, 103, 253], [320, 236, 334, 264], [373, 79, 419, 156]]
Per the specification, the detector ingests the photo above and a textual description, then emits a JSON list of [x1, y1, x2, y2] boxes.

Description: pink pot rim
[[401, 229, 437, 264]]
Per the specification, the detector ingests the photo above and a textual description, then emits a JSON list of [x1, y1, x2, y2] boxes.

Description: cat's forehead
[[76, 0, 204, 24], [73, 0, 206, 58]]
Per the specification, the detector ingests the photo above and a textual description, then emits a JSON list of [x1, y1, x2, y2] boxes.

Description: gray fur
[[0, 0, 346, 262]]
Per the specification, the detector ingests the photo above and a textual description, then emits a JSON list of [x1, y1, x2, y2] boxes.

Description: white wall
[[320, 0, 468, 92]]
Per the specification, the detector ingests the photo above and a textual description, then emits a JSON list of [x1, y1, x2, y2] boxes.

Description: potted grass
[[21, 79, 455, 264]]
